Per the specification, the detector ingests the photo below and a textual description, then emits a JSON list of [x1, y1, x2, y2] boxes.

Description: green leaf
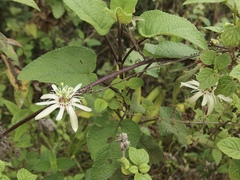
[[106, 7, 133, 24], [205, 26, 224, 33], [229, 160, 240, 180], [143, 42, 199, 58], [137, 134, 162, 164], [158, 107, 189, 145], [63, 0, 114, 35], [214, 54, 231, 70], [120, 119, 142, 147], [127, 78, 144, 89], [128, 165, 138, 174], [103, 89, 115, 100], [137, 10, 207, 50], [32, 160, 51, 172], [18, 46, 97, 87], [221, 24, 240, 47], [106, 0, 138, 24], [130, 93, 146, 113], [111, 79, 126, 90], [230, 64, 240, 81], [17, 168, 37, 180], [200, 50, 216, 65], [86, 141, 121, 179], [138, 163, 150, 173], [217, 137, 240, 159], [0, 32, 8, 51], [0, 160, 5, 172], [57, 158, 76, 170], [12, 0, 40, 11], [110, 0, 137, 13], [94, 98, 108, 113], [183, 0, 225, 5], [87, 122, 118, 160], [212, 148, 222, 166], [215, 76, 235, 96], [129, 147, 149, 165], [3, 99, 19, 115], [49, 1, 65, 19], [119, 157, 130, 169], [134, 172, 152, 180], [197, 68, 219, 89]]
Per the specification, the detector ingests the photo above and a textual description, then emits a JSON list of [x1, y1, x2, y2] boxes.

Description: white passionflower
[[181, 80, 232, 115], [35, 83, 92, 132]]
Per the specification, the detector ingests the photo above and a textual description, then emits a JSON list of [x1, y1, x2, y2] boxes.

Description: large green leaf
[[217, 137, 240, 159], [143, 42, 199, 58], [229, 160, 240, 180], [12, 0, 40, 11], [18, 46, 97, 87], [137, 10, 207, 50], [86, 122, 121, 179], [183, 0, 225, 5], [63, 0, 114, 35]]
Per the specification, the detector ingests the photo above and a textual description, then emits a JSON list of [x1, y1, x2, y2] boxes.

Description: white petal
[[67, 106, 78, 132], [40, 94, 58, 100], [36, 100, 57, 106], [180, 80, 199, 90], [73, 103, 92, 112], [187, 91, 203, 104], [202, 93, 208, 106], [71, 97, 81, 103], [218, 94, 233, 102], [74, 83, 82, 93], [52, 84, 58, 91], [35, 104, 59, 120], [56, 106, 65, 121], [206, 94, 215, 115]]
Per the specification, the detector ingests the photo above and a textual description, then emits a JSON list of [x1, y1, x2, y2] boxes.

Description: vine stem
[[0, 107, 48, 140], [79, 54, 198, 94]]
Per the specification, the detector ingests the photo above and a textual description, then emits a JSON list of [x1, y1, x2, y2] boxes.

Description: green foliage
[[217, 137, 240, 159], [1, 0, 240, 179], [143, 42, 199, 58], [138, 10, 207, 49], [18, 46, 97, 86], [63, 0, 115, 35], [107, 0, 138, 24], [197, 68, 219, 89], [12, 0, 40, 11]]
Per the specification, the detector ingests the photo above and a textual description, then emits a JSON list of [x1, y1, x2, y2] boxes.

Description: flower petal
[[56, 106, 65, 121], [74, 83, 82, 93], [67, 106, 78, 132], [181, 80, 200, 90], [35, 104, 59, 120], [206, 94, 215, 115], [52, 84, 58, 92], [187, 91, 204, 104], [218, 94, 233, 102], [73, 103, 92, 112], [40, 94, 58, 100], [36, 100, 57, 106]]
